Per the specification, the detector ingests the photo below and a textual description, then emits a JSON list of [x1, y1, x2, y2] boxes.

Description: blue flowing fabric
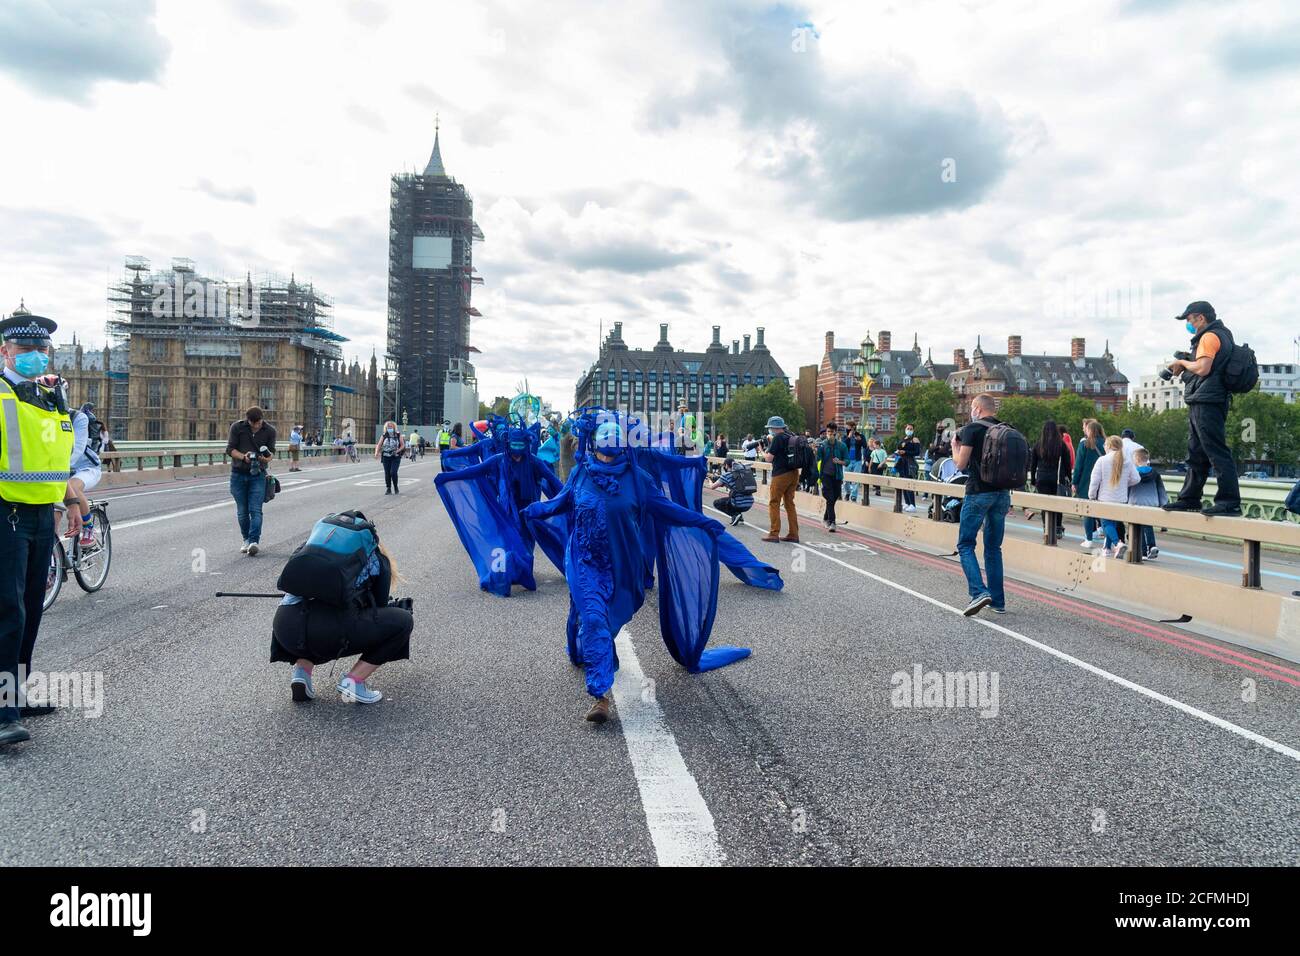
[[524, 453, 751, 698], [634, 447, 783, 592], [435, 449, 564, 596]]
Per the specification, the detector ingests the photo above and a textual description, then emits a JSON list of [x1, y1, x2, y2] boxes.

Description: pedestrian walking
[[817, 421, 848, 531], [1072, 419, 1105, 548], [761, 416, 800, 543], [1089, 435, 1142, 558], [226, 406, 276, 556], [1026, 419, 1070, 541], [375, 420, 405, 494], [895, 424, 922, 511], [952, 393, 1027, 616], [288, 423, 303, 472], [1128, 448, 1169, 559]]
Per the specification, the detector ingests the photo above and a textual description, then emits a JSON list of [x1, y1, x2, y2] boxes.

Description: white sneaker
[[240, 541, 250, 554], [1080, 539, 1096, 549], [246, 542, 259, 556], [904, 504, 917, 512], [1114, 542, 1127, 560]]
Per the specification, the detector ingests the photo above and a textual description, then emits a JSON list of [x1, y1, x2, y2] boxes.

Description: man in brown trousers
[[760, 415, 801, 543]]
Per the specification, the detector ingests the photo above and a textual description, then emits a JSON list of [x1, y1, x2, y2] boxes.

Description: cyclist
[[59, 401, 103, 550]]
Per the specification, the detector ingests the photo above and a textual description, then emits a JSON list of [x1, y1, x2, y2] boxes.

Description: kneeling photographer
[[1162, 301, 1249, 516], [271, 511, 414, 704]]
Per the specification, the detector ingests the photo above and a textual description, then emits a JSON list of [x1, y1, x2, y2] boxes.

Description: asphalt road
[[2, 455, 1297, 866]]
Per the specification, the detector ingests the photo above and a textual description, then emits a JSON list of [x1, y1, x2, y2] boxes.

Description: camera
[[247, 445, 270, 476], [1159, 350, 1193, 381]]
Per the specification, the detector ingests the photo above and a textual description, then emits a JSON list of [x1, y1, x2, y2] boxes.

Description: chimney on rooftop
[[732, 339, 739, 355], [825, 331, 835, 354], [878, 330, 891, 353], [755, 327, 766, 350], [1008, 335, 1022, 358], [743, 334, 750, 352], [954, 348, 968, 370], [1071, 337, 1085, 360], [712, 326, 721, 345]]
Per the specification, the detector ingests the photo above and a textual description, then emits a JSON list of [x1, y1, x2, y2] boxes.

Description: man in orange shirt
[[1163, 300, 1241, 516]]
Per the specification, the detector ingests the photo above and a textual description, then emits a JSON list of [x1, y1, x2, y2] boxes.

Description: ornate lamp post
[[851, 333, 883, 442], [322, 386, 334, 445]]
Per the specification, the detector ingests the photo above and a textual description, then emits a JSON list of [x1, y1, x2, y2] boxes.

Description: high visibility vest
[[0, 377, 74, 505], [438, 430, 450, 448]]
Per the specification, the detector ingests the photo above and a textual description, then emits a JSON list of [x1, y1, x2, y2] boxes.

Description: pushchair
[[929, 457, 967, 523]]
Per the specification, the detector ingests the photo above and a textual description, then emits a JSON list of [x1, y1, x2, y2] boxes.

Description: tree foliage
[[714, 381, 806, 440], [894, 381, 957, 447]]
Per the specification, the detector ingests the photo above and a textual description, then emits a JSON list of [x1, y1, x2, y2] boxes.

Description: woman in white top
[[1088, 435, 1141, 557], [374, 421, 406, 494]]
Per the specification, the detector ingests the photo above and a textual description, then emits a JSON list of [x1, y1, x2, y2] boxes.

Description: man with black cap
[[0, 304, 78, 746], [1163, 300, 1241, 516]]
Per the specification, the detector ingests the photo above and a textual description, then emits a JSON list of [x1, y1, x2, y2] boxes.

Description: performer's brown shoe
[[781, 534, 800, 543], [760, 534, 780, 542], [585, 695, 612, 724]]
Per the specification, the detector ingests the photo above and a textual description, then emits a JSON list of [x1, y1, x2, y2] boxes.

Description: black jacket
[[1183, 319, 1235, 407], [1027, 445, 1071, 488]]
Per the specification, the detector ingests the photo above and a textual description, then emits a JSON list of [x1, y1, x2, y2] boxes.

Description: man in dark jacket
[[226, 406, 276, 556], [1164, 301, 1241, 516]]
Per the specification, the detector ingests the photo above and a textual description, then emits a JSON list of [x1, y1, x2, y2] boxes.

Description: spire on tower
[[424, 114, 447, 178]]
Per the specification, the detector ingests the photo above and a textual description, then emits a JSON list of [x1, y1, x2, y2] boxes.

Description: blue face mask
[[13, 349, 50, 377], [1138, 464, 1152, 475], [1185, 321, 1197, 335]]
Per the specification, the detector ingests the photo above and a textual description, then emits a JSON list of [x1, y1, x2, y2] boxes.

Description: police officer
[[0, 308, 77, 746]]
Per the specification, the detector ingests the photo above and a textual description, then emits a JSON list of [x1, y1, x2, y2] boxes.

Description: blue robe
[[633, 447, 783, 592], [435, 450, 566, 596], [524, 454, 751, 697]]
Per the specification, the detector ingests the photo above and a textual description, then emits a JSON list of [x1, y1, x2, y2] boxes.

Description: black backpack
[[730, 463, 758, 496], [788, 435, 815, 472], [277, 511, 379, 608], [79, 404, 104, 456], [1222, 341, 1259, 394], [978, 421, 1029, 490]]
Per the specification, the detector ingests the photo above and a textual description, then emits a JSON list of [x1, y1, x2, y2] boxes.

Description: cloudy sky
[[2, 0, 1298, 408]]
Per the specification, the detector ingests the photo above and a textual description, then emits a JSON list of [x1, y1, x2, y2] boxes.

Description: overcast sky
[[2, 0, 1299, 408]]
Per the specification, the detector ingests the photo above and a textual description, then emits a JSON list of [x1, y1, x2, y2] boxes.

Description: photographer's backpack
[[731, 462, 758, 497], [277, 510, 379, 608], [789, 435, 816, 473], [1222, 341, 1260, 394], [978, 422, 1029, 490]]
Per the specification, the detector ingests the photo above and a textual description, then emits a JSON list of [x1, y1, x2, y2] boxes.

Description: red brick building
[[814, 330, 951, 437]]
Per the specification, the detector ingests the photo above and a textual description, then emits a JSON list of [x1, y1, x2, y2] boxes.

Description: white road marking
[[111, 471, 385, 531], [98, 462, 360, 501], [752, 527, 1300, 763], [610, 628, 725, 867]]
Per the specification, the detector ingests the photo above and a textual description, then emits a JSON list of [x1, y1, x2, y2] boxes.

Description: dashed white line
[[611, 629, 725, 867]]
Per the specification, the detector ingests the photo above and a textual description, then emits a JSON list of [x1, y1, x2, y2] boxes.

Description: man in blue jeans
[[226, 406, 276, 556], [952, 394, 1009, 617]]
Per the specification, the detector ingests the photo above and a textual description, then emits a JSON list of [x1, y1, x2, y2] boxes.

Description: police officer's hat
[[1, 303, 57, 345]]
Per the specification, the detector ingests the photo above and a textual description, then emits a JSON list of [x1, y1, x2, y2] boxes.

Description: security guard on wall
[[1, 307, 77, 747]]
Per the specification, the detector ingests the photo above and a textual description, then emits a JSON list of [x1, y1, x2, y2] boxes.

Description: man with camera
[[1162, 300, 1241, 516], [226, 406, 276, 555]]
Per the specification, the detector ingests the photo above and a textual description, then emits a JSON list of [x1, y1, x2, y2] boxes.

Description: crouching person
[[271, 511, 413, 704]]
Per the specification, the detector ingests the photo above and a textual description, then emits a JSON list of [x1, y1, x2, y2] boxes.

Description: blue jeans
[[230, 470, 267, 544], [1141, 525, 1156, 552], [1100, 519, 1121, 549], [957, 490, 1009, 609], [1082, 515, 1099, 542], [844, 460, 862, 502]]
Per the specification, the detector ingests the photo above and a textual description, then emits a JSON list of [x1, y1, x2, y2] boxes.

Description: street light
[[323, 386, 334, 445], [852, 332, 882, 441]]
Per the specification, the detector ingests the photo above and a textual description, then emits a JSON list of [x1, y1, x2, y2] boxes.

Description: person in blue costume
[[523, 419, 753, 724], [434, 425, 567, 596], [439, 415, 512, 472]]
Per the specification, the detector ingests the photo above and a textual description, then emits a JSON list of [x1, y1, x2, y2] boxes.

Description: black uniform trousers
[[1, 502, 55, 722]]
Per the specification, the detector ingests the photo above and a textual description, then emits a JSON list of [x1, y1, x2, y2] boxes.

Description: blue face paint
[[1185, 321, 1197, 335], [14, 350, 50, 377]]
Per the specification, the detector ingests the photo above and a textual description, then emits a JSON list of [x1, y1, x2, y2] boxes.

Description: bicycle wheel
[[43, 544, 64, 611], [74, 507, 112, 592]]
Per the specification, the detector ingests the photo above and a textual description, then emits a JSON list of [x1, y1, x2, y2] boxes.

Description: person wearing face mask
[[0, 309, 78, 747], [523, 416, 750, 723], [375, 420, 405, 494], [895, 424, 922, 512], [225, 405, 276, 555], [1163, 301, 1242, 516]]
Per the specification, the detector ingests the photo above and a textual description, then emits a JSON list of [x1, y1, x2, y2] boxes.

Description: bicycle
[[44, 499, 113, 611]]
